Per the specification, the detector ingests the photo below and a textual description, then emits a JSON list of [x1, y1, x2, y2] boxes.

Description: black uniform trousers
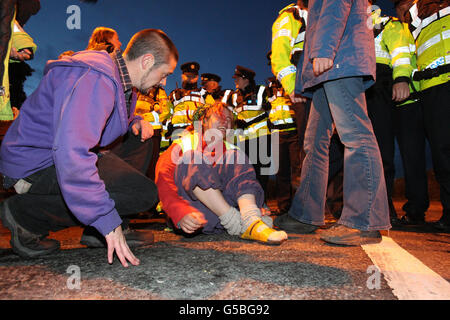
[[420, 81, 450, 220], [366, 65, 398, 218]]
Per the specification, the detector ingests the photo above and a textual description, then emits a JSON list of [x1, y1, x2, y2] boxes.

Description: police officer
[[134, 85, 173, 180], [266, 75, 302, 215], [393, 0, 450, 231], [167, 61, 205, 141], [366, 1, 423, 226], [230, 65, 271, 195], [200, 73, 226, 105]]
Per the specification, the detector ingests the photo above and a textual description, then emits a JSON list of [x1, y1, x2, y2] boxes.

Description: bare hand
[[289, 92, 307, 103], [179, 212, 207, 234], [10, 47, 32, 61], [313, 58, 333, 77], [132, 119, 154, 142], [105, 225, 140, 267], [392, 82, 410, 102]]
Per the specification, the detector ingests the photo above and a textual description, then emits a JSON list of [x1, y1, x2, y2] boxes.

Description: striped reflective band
[[257, 86, 265, 106], [272, 118, 294, 126], [243, 121, 268, 135], [270, 105, 291, 114], [173, 110, 195, 117], [173, 95, 205, 106], [273, 28, 292, 41], [173, 123, 190, 128], [417, 30, 450, 57], [221, 90, 232, 103], [275, 16, 290, 30], [393, 57, 411, 67], [391, 46, 410, 59], [411, 5, 450, 40], [295, 31, 305, 44], [276, 65, 296, 82]]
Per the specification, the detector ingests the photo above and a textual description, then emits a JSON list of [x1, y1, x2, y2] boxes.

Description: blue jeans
[[289, 77, 391, 231]]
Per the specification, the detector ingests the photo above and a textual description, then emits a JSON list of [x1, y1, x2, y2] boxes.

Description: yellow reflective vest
[[168, 87, 205, 128], [271, 3, 307, 96], [372, 11, 413, 80], [134, 86, 172, 130], [408, 3, 450, 90], [231, 85, 270, 141], [1, 19, 36, 120], [267, 78, 296, 133]]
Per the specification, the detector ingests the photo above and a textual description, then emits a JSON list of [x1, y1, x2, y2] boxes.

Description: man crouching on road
[[0, 29, 178, 267]]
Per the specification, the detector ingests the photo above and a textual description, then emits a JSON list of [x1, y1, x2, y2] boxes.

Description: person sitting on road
[[155, 102, 287, 245]]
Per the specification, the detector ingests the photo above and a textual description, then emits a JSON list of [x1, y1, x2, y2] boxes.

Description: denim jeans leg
[[289, 85, 334, 225], [323, 77, 390, 231]]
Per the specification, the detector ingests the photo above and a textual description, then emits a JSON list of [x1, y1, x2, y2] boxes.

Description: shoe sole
[[320, 234, 382, 246], [273, 219, 318, 234], [0, 201, 60, 258]]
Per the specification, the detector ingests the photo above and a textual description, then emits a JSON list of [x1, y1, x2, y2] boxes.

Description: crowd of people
[[0, 0, 448, 267]]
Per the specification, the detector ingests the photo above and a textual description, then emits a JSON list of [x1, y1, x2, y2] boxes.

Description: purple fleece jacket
[[0, 50, 140, 236]]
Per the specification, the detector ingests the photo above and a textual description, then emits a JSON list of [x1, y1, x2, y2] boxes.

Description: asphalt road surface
[[1, 187, 449, 305]]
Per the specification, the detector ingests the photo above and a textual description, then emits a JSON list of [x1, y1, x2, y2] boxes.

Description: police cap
[[232, 65, 256, 80], [181, 61, 200, 75], [201, 73, 221, 83]]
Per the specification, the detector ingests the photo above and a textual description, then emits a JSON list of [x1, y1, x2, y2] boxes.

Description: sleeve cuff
[[90, 209, 123, 236]]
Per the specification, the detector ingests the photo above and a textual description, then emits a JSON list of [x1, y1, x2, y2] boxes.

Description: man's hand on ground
[[105, 225, 140, 267]]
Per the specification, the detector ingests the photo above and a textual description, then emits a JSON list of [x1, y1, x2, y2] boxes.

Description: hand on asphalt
[[105, 225, 140, 267]]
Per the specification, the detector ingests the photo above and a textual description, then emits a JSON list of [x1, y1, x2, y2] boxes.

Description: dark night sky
[[22, 0, 397, 96]]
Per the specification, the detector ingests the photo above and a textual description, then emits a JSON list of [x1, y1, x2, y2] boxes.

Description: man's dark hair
[[124, 29, 179, 67]]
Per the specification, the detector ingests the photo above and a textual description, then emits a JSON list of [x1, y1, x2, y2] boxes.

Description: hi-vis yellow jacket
[[169, 87, 205, 128], [134, 86, 172, 130], [371, 10, 413, 80], [230, 85, 270, 141], [267, 78, 296, 133], [1, 19, 37, 120], [408, 3, 449, 90], [271, 3, 307, 96]]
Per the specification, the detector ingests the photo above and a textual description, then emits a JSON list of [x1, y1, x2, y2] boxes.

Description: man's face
[[233, 75, 249, 90], [181, 72, 198, 84], [137, 55, 177, 94], [203, 108, 233, 140], [203, 80, 219, 93]]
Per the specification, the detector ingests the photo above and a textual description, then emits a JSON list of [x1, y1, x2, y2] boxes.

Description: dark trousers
[[275, 129, 302, 212], [241, 134, 271, 196], [393, 101, 429, 217], [366, 66, 397, 217], [421, 82, 450, 218], [146, 130, 161, 181], [8, 133, 158, 236]]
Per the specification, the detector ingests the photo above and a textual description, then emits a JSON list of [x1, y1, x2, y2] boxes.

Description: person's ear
[[140, 53, 155, 71]]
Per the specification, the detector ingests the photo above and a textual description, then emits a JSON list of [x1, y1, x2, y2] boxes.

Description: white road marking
[[362, 236, 450, 300]]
